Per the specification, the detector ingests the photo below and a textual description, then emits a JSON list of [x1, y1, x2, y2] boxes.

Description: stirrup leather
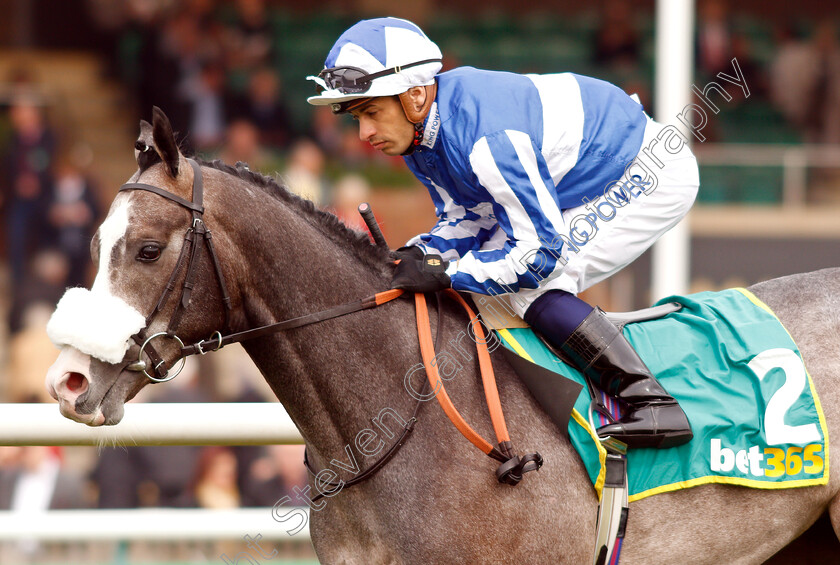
[[593, 452, 629, 565]]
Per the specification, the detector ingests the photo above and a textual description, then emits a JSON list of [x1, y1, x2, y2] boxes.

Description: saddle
[[470, 292, 682, 440], [467, 294, 681, 565], [485, 288, 828, 564], [353, 210, 826, 565]]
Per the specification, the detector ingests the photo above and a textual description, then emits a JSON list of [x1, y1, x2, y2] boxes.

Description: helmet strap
[[399, 82, 437, 124], [401, 121, 425, 156]]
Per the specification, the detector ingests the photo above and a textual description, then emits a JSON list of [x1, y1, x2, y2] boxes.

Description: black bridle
[[118, 159, 406, 381], [114, 159, 459, 499], [119, 158, 231, 381]]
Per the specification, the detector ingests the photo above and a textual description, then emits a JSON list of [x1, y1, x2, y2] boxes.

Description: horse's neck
[[223, 192, 424, 458]]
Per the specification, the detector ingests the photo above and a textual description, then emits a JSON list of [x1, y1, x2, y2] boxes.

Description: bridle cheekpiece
[[119, 158, 231, 382]]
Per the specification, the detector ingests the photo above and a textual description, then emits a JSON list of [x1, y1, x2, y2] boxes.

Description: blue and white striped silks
[[404, 67, 650, 297]]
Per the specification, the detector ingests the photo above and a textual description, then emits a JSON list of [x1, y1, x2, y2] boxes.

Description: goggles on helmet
[[317, 58, 442, 94]]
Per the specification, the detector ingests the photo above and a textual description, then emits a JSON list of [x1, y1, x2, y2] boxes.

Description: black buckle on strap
[[495, 451, 544, 485]]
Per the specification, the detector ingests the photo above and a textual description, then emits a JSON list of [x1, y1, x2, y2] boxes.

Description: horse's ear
[[151, 106, 180, 178], [135, 120, 159, 170], [138, 119, 153, 140]]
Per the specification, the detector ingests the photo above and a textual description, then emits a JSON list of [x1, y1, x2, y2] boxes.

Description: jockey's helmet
[[306, 17, 442, 118]]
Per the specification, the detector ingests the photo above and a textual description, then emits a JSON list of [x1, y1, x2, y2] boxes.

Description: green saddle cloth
[[496, 288, 829, 501]]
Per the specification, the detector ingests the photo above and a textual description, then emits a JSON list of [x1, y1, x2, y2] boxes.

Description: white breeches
[[509, 116, 700, 317]]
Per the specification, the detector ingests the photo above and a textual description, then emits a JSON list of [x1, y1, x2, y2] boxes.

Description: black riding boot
[[561, 308, 693, 449]]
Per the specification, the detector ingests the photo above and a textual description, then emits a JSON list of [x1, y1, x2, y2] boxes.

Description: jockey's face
[[351, 96, 414, 156]]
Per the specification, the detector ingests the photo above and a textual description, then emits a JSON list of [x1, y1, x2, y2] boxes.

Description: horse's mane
[[198, 158, 393, 268]]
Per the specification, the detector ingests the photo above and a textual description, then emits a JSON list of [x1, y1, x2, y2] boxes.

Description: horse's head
[[45, 107, 233, 425]]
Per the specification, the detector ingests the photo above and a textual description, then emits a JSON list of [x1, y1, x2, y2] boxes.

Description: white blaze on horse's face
[[45, 195, 149, 424], [46, 197, 147, 364], [92, 196, 132, 295]]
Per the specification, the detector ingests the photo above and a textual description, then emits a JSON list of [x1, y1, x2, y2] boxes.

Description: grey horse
[[45, 109, 840, 564]]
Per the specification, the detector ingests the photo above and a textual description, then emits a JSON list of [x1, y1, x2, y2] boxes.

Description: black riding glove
[[391, 253, 451, 293]]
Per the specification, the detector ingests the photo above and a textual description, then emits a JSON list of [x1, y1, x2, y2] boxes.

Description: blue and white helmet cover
[[307, 17, 443, 106]]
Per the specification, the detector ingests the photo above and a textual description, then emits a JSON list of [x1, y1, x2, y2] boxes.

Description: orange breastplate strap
[[415, 289, 543, 484]]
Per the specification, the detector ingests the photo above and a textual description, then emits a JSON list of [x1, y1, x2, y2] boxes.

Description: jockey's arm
[[404, 206, 498, 263], [443, 130, 568, 296], [401, 165, 497, 261]]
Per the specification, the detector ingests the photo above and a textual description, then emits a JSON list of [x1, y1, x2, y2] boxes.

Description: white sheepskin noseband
[[47, 287, 146, 364]]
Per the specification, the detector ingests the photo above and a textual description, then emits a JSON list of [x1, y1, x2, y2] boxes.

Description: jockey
[[307, 17, 699, 449]]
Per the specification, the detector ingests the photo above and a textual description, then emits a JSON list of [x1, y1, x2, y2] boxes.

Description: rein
[[118, 159, 541, 496], [180, 289, 403, 357], [120, 160, 406, 381]]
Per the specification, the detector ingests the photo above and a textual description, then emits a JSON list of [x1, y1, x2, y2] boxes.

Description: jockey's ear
[[406, 86, 427, 109], [400, 84, 436, 123], [151, 106, 180, 178]]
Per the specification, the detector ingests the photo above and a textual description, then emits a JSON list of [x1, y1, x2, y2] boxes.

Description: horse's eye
[[137, 244, 162, 262]]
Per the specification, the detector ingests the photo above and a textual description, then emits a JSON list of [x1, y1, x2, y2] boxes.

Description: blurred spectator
[[2, 98, 56, 291], [181, 59, 228, 151], [92, 443, 202, 508], [770, 24, 813, 134], [728, 33, 768, 104], [0, 446, 87, 557], [191, 446, 240, 509], [228, 67, 295, 150], [243, 445, 306, 507], [220, 0, 277, 94], [46, 147, 101, 288], [618, 76, 651, 112], [330, 174, 372, 233], [592, 0, 641, 71], [339, 126, 376, 169], [803, 23, 840, 143], [182, 0, 222, 31], [0, 446, 86, 510], [0, 447, 20, 468], [126, 2, 186, 129], [283, 138, 330, 205], [2, 66, 41, 104], [771, 22, 840, 143], [90, 447, 141, 508], [0, 446, 88, 558], [91, 361, 207, 508], [7, 248, 69, 335], [158, 8, 225, 150], [6, 302, 58, 403], [148, 10, 222, 143], [311, 105, 347, 159], [219, 118, 274, 171], [696, 0, 734, 79]]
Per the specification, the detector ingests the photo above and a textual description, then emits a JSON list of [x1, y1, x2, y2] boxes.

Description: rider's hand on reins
[[391, 250, 451, 293]]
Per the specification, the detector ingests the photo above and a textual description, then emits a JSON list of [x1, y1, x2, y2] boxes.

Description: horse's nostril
[[66, 372, 88, 394]]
